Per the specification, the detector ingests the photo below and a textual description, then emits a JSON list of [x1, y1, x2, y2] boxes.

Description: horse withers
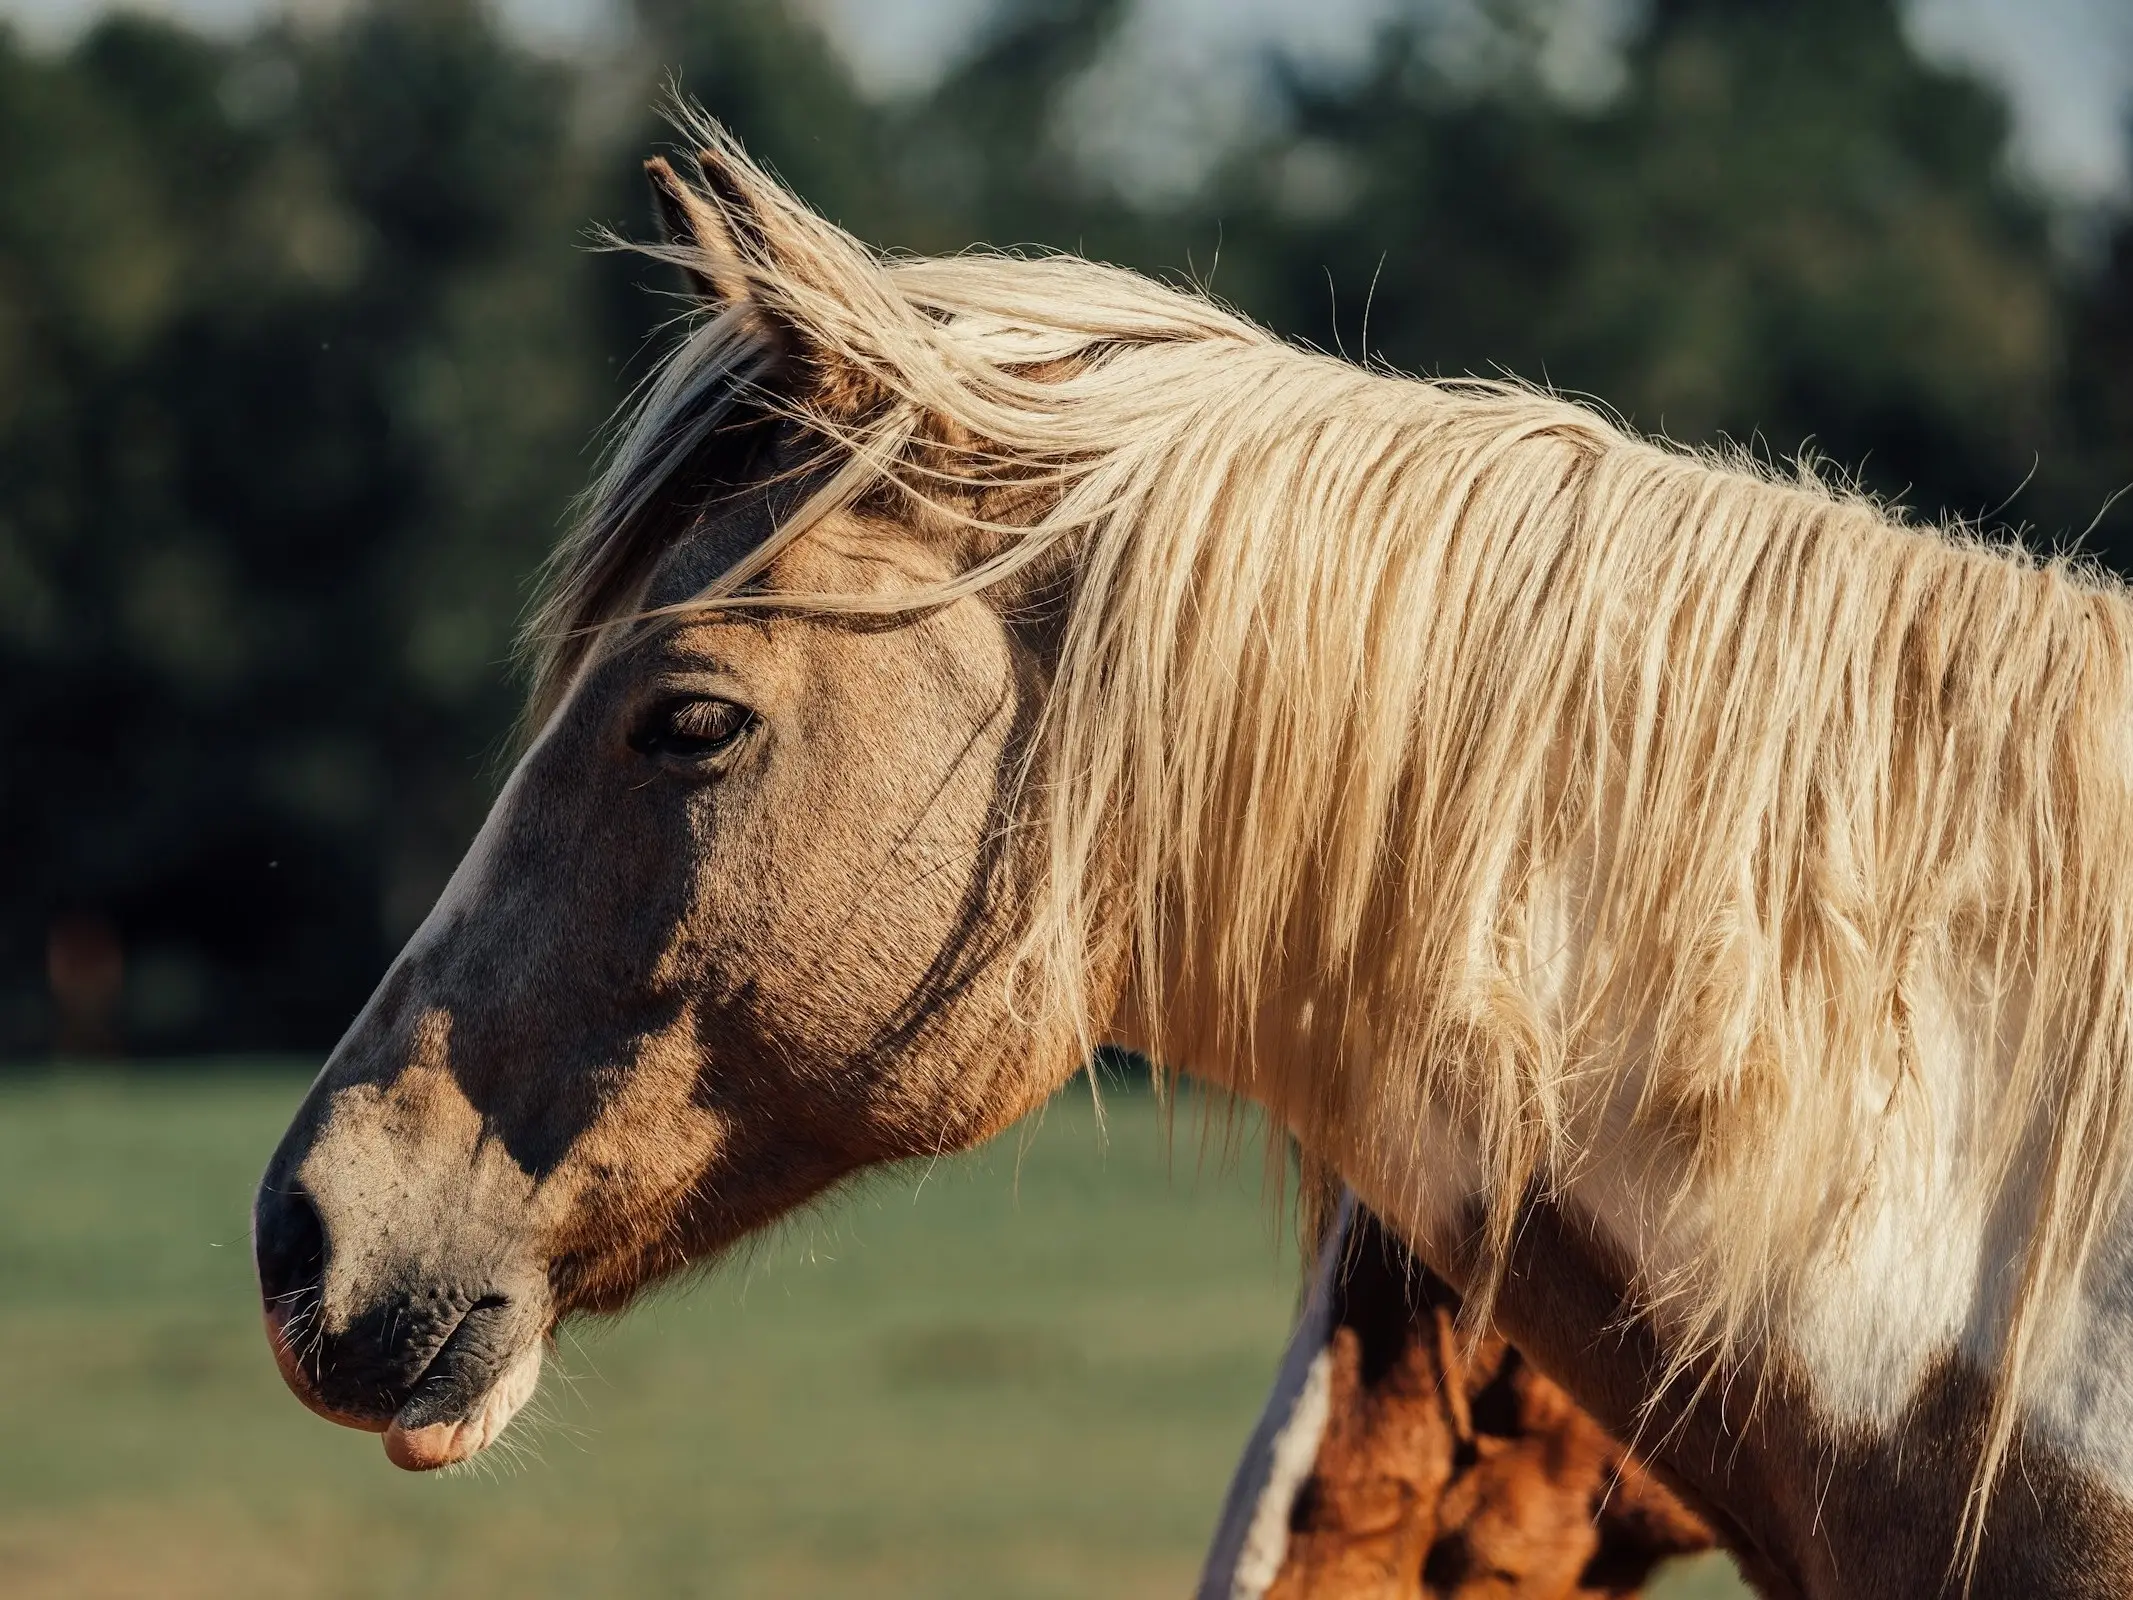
[[257, 118, 2133, 1594]]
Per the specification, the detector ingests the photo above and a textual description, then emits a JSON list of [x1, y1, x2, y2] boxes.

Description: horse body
[[256, 121, 2133, 1592]]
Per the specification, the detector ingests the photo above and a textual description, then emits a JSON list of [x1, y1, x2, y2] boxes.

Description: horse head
[[254, 135, 1113, 1468]]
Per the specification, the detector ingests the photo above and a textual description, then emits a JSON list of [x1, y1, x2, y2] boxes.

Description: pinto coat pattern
[[257, 112, 2133, 1596]]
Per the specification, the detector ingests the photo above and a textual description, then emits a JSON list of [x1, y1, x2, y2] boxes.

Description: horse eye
[[631, 697, 755, 762]]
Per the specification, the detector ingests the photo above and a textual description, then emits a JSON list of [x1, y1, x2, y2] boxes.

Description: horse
[[254, 117, 2133, 1597], [1200, 1193, 1711, 1599]]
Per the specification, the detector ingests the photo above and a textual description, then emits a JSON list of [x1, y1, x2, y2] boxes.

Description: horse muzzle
[[254, 1179, 547, 1470]]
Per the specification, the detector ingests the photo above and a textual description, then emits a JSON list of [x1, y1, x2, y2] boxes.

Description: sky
[[3, 0, 2129, 207]]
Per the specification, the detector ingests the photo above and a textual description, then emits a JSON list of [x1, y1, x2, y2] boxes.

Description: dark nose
[[254, 1180, 327, 1316], [254, 1170, 518, 1431]]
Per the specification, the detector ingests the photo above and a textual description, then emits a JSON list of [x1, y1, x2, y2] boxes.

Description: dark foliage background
[[2, 0, 2128, 1056]]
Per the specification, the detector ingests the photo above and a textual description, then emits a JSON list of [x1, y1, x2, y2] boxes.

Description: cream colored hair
[[530, 120, 2133, 1548]]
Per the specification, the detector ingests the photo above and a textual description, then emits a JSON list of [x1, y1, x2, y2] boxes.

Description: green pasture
[[0, 1068, 1745, 1598]]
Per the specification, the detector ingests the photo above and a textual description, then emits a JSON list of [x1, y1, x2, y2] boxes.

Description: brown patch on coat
[[1264, 1215, 1711, 1600], [1435, 1194, 2133, 1599]]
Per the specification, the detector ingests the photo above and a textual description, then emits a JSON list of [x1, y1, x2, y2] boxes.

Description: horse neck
[[1060, 370, 2133, 1586]]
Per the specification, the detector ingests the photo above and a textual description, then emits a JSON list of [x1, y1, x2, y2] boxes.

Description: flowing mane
[[529, 126, 2133, 1537]]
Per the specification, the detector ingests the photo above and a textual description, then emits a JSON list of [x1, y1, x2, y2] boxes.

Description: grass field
[[0, 1067, 1747, 1598]]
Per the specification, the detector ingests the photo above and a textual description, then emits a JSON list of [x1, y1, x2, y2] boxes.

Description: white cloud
[[0, 0, 283, 43], [2, 0, 2127, 205], [0, 0, 615, 51], [1907, 0, 2133, 206], [801, 0, 993, 96], [1060, 0, 1650, 203], [1059, 0, 1399, 202], [817, 0, 2131, 208]]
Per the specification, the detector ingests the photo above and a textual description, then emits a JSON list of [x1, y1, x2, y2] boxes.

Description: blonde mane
[[531, 127, 2133, 1540]]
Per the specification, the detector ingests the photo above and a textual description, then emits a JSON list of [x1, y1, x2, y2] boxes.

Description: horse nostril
[[255, 1182, 328, 1311]]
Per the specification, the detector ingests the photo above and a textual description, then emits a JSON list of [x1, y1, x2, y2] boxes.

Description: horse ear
[[644, 155, 752, 310], [653, 125, 894, 415], [688, 138, 885, 333], [691, 143, 782, 275]]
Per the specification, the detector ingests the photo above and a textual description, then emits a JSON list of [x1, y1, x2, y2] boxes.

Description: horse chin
[[262, 1308, 389, 1434], [260, 1300, 546, 1469], [382, 1339, 544, 1472]]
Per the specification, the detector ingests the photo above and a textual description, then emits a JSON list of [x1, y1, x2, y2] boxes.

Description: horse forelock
[[529, 122, 2133, 1545]]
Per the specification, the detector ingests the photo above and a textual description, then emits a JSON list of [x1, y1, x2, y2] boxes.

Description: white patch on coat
[[1346, 856, 2133, 1505], [1228, 1347, 1334, 1600]]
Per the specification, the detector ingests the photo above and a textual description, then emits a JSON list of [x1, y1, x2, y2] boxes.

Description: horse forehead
[[645, 509, 959, 612], [778, 518, 963, 588]]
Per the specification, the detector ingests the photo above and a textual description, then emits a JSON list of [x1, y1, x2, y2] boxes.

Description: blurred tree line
[[1, 0, 2129, 1057]]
